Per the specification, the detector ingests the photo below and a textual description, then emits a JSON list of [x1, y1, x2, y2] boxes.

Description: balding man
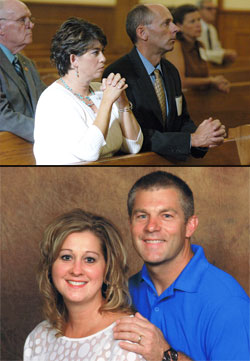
[[103, 4, 226, 161], [0, 0, 46, 142], [197, 0, 237, 65]]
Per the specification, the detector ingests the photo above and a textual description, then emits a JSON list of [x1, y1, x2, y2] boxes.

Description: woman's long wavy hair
[[37, 209, 132, 336]]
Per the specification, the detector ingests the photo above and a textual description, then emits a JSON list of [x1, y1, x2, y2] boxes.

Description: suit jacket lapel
[[0, 50, 33, 112], [18, 55, 36, 112], [160, 59, 176, 129], [128, 48, 165, 128]]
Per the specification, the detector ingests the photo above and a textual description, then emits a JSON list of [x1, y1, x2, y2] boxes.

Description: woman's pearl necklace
[[60, 78, 95, 107]]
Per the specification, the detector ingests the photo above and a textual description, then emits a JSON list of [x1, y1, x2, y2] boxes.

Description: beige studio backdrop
[[1, 166, 249, 360]]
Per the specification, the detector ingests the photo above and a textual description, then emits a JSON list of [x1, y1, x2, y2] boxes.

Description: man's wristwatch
[[162, 347, 178, 361]]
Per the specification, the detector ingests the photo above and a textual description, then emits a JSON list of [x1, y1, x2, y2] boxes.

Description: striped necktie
[[13, 55, 25, 80], [207, 28, 212, 49], [153, 69, 167, 126]]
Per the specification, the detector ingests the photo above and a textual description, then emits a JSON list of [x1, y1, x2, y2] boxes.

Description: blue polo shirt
[[129, 245, 250, 361]]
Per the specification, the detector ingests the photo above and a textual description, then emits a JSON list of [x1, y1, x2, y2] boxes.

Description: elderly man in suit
[[0, 0, 46, 142], [103, 4, 226, 161]]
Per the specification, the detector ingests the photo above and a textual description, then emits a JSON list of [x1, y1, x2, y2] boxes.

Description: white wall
[[224, 0, 250, 10]]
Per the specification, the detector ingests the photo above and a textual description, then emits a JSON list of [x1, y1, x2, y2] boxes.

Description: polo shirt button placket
[[154, 306, 160, 312]]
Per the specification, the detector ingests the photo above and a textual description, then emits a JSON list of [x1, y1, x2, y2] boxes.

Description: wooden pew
[[76, 139, 242, 165], [0, 132, 35, 165], [208, 56, 250, 70], [210, 66, 250, 82], [184, 81, 250, 129], [208, 57, 250, 82], [227, 124, 250, 165], [0, 131, 245, 165]]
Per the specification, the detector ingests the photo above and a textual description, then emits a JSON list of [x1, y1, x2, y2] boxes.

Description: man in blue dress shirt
[[113, 170, 250, 361], [103, 4, 226, 161]]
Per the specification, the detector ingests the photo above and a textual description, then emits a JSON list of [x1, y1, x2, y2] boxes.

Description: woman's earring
[[75, 68, 79, 78]]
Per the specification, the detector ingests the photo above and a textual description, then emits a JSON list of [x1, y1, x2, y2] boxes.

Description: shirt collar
[[136, 47, 163, 76], [200, 18, 209, 30], [0, 44, 15, 63], [139, 245, 209, 296]]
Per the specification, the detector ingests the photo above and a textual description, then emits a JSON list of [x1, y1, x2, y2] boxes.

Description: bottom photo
[[1, 166, 249, 361]]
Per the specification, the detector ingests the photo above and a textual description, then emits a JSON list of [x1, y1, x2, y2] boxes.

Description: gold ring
[[137, 335, 142, 344]]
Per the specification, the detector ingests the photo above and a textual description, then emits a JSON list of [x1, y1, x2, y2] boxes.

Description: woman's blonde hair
[[37, 209, 132, 336]]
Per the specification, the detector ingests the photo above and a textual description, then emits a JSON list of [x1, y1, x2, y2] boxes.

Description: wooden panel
[[24, 2, 117, 54], [218, 11, 250, 57], [24, 0, 136, 60], [22, 2, 250, 65]]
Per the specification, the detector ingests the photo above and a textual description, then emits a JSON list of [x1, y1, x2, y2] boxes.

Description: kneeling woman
[[24, 209, 145, 360], [33, 18, 143, 165]]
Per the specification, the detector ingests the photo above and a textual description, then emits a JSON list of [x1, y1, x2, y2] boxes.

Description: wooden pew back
[[228, 124, 250, 165], [184, 82, 250, 129]]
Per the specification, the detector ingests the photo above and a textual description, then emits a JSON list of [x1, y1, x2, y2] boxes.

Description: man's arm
[[0, 87, 34, 142], [113, 313, 193, 361]]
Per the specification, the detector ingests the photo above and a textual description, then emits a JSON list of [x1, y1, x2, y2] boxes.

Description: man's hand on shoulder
[[113, 312, 169, 361]]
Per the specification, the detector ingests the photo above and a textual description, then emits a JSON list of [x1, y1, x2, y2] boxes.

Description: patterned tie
[[153, 69, 167, 125], [13, 55, 25, 80]]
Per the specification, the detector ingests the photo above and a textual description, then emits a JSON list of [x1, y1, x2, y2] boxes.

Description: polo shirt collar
[[140, 244, 209, 297], [174, 244, 209, 292]]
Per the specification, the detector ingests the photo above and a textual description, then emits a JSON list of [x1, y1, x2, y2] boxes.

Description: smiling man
[[113, 170, 250, 361], [103, 4, 226, 161], [0, 0, 46, 142]]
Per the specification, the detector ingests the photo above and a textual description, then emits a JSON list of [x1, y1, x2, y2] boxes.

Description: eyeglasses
[[0, 16, 35, 25]]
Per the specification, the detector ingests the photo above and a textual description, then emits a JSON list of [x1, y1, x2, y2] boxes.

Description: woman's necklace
[[60, 78, 95, 107]]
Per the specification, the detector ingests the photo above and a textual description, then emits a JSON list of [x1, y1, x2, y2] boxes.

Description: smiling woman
[[23, 208, 146, 361]]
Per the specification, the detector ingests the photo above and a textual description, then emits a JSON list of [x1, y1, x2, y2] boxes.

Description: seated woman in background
[[23, 209, 145, 361], [165, 5, 230, 93], [33, 18, 143, 165]]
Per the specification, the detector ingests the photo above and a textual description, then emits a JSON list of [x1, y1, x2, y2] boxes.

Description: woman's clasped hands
[[101, 72, 128, 104]]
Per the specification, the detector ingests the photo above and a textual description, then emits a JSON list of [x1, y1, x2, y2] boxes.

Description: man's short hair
[[50, 17, 107, 77], [126, 4, 154, 45], [127, 171, 194, 223]]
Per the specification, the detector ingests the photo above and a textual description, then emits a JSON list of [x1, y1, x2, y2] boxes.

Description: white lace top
[[24, 320, 145, 361]]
